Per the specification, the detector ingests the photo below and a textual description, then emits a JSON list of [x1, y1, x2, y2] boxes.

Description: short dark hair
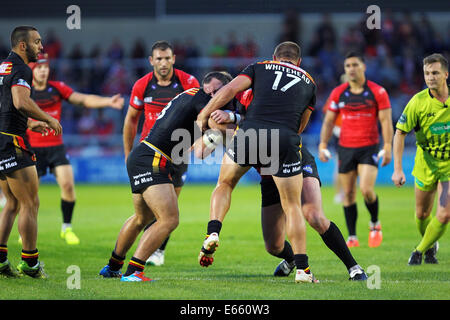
[[273, 41, 301, 61], [11, 26, 37, 48], [423, 53, 448, 71], [202, 71, 233, 86], [345, 51, 365, 63], [151, 40, 173, 55]]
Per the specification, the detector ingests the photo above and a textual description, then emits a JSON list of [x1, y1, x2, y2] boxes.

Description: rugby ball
[[203, 130, 223, 149], [320, 148, 332, 160], [377, 149, 385, 161]]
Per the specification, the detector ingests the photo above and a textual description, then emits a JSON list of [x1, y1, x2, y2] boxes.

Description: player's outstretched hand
[[391, 170, 406, 187], [110, 94, 125, 110]]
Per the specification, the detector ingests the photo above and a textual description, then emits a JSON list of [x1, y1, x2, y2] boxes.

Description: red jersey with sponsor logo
[[27, 80, 74, 147], [325, 80, 390, 148], [129, 69, 199, 141]]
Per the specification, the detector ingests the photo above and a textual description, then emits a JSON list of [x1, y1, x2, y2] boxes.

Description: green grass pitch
[[0, 183, 449, 300]]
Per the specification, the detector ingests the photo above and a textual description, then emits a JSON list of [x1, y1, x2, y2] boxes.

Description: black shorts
[[225, 121, 302, 177], [0, 132, 36, 176], [33, 145, 70, 177], [260, 147, 321, 208], [338, 144, 379, 174], [171, 163, 188, 188], [127, 142, 174, 194], [260, 147, 322, 207]]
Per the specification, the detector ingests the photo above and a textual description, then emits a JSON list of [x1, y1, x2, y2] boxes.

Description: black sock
[[124, 256, 145, 276], [274, 241, 294, 263], [159, 236, 170, 251], [293, 254, 309, 270], [365, 196, 379, 223], [108, 251, 125, 271], [343, 203, 358, 236], [207, 220, 222, 236], [320, 221, 358, 270], [144, 219, 157, 232], [61, 199, 75, 224], [21, 249, 39, 267], [0, 244, 7, 263]]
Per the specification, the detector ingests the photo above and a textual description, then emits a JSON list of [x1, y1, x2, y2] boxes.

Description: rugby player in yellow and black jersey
[[0, 26, 61, 278], [99, 71, 232, 281], [196, 41, 320, 283]]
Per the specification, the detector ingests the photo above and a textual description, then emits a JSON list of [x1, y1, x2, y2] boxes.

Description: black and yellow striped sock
[[124, 256, 145, 276], [22, 249, 39, 267], [108, 251, 125, 271], [0, 244, 7, 263]]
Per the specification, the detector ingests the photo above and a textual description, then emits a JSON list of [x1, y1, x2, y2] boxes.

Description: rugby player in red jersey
[[319, 52, 393, 248], [123, 40, 199, 266], [26, 53, 124, 245]]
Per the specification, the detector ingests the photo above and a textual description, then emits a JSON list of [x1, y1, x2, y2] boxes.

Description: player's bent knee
[[25, 195, 40, 210], [265, 242, 284, 256], [7, 198, 19, 212], [280, 201, 302, 214], [360, 188, 375, 201], [216, 179, 237, 192], [169, 217, 179, 232], [134, 214, 151, 229], [344, 188, 356, 198], [159, 214, 179, 232], [20, 199, 39, 216], [303, 209, 324, 230], [415, 205, 433, 219], [61, 182, 75, 196]]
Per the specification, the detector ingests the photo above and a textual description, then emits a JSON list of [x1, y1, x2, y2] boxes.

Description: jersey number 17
[[271, 71, 301, 92]]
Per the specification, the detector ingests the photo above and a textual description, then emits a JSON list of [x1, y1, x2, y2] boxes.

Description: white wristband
[[225, 110, 235, 123]]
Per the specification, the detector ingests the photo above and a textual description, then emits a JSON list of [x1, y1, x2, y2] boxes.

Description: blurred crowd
[[0, 11, 448, 143], [290, 11, 450, 133]]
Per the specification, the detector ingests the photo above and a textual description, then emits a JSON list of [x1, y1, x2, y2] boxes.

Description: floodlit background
[[1, 0, 449, 184]]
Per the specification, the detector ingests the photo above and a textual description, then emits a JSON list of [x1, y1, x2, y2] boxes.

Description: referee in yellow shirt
[[392, 53, 449, 265]]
